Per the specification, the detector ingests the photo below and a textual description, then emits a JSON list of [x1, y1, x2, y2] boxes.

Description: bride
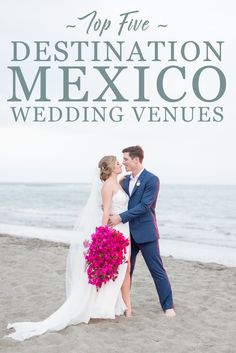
[[6, 155, 131, 341]]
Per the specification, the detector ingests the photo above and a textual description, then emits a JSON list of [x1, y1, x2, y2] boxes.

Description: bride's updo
[[98, 155, 117, 182]]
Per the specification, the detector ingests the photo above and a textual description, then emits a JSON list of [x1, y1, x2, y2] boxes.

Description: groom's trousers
[[130, 235, 174, 311]]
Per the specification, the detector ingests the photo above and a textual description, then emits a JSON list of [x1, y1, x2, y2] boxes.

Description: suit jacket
[[120, 169, 160, 244]]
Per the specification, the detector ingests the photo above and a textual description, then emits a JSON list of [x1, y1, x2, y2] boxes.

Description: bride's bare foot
[[125, 308, 132, 317], [164, 308, 176, 317]]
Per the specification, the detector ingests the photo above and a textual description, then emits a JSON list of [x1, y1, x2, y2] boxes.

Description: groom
[[109, 145, 176, 317]]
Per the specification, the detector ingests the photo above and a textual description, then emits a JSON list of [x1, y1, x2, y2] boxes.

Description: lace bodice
[[111, 189, 129, 214]]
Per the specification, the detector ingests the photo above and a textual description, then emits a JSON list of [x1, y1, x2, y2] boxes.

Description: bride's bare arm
[[101, 182, 113, 226]]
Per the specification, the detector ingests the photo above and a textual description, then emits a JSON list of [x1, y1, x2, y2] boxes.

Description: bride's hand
[[108, 214, 121, 227], [107, 214, 113, 227]]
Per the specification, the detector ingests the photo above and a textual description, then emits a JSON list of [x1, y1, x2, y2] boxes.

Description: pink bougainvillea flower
[[83, 226, 129, 290]]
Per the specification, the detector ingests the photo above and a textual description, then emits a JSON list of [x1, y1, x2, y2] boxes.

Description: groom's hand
[[108, 214, 121, 227]]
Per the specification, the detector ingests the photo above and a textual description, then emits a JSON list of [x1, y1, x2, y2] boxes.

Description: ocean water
[[0, 183, 235, 251]]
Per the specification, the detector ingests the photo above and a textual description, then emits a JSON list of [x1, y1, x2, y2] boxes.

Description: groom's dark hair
[[122, 145, 144, 163]]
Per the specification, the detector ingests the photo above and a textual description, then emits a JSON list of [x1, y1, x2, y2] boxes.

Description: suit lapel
[[130, 169, 147, 197]]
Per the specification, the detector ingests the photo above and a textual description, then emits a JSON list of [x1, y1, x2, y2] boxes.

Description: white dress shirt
[[129, 168, 144, 195]]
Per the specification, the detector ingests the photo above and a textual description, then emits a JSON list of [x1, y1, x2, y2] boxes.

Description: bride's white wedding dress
[[6, 189, 130, 341]]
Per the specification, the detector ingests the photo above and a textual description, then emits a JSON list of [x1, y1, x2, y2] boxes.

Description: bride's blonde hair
[[98, 156, 117, 182]]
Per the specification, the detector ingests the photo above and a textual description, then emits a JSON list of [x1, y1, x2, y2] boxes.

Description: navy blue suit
[[120, 169, 174, 311]]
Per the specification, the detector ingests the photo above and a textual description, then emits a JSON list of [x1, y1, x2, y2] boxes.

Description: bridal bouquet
[[83, 226, 129, 290]]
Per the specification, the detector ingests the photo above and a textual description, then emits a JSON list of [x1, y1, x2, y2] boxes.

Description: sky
[[0, 0, 235, 184]]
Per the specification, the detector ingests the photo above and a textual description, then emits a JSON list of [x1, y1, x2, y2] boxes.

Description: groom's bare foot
[[164, 308, 176, 317]]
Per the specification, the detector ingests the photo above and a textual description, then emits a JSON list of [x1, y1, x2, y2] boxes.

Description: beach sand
[[0, 234, 235, 353]]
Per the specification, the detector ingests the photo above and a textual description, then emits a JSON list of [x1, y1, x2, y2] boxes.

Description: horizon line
[[0, 181, 235, 186]]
